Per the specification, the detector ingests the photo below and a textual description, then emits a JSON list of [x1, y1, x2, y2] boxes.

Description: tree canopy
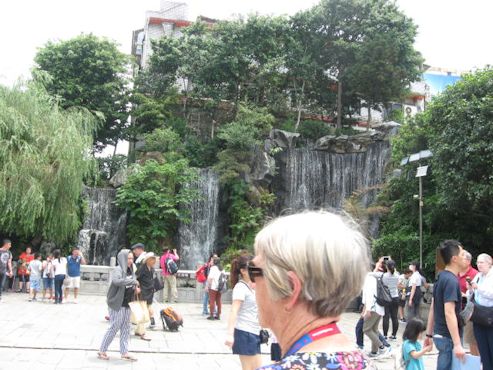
[[34, 34, 130, 150], [375, 68, 493, 275], [0, 82, 96, 243]]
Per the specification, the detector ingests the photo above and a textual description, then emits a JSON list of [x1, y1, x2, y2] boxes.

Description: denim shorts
[[232, 328, 261, 355], [43, 277, 54, 289], [30, 278, 41, 292]]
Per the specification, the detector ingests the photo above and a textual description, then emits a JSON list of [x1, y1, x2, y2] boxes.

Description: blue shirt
[[432, 270, 462, 338], [66, 255, 82, 277], [403, 340, 425, 370]]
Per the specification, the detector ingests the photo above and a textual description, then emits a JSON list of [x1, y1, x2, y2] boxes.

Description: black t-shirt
[[121, 267, 134, 308], [433, 270, 462, 338]]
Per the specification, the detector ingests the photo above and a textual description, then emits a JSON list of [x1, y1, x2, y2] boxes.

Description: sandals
[[97, 352, 109, 360], [121, 354, 138, 362], [138, 334, 151, 341]]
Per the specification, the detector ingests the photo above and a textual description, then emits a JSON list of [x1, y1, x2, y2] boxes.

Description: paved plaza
[[0, 293, 439, 369]]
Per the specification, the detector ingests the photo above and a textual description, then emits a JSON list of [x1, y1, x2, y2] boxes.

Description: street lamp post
[[401, 149, 432, 268]]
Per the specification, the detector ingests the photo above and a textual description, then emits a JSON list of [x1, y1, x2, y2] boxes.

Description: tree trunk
[[294, 80, 305, 132], [337, 81, 342, 130]]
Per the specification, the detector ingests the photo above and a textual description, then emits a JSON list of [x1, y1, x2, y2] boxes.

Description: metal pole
[[419, 176, 423, 268]]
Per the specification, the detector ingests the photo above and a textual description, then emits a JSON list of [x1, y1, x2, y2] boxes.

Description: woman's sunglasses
[[247, 263, 263, 282]]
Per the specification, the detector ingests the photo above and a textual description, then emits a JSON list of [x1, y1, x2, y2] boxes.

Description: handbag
[[153, 276, 164, 291], [470, 300, 493, 327], [129, 294, 150, 325], [259, 329, 270, 344]]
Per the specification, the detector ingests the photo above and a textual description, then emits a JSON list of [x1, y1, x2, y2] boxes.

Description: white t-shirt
[[232, 281, 261, 335], [208, 265, 221, 291], [409, 271, 422, 287], [52, 257, 67, 276], [28, 260, 43, 279], [362, 272, 385, 316]]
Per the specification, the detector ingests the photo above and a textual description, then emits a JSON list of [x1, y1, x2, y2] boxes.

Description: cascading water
[[177, 168, 220, 269], [77, 187, 127, 265], [275, 140, 391, 213]]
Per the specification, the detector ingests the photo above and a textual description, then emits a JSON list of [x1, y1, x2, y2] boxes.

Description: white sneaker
[[73, 298, 78, 304], [378, 346, 392, 358]]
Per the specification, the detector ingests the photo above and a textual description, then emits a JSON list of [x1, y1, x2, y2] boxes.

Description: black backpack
[[217, 272, 228, 293], [375, 274, 392, 307], [166, 257, 179, 275]]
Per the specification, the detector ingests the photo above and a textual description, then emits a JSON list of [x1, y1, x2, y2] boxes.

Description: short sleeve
[[232, 282, 247, 301], [443, 276, 459, 303], [402, 341, 417, 361]]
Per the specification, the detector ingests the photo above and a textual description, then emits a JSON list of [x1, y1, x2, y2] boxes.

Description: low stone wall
[[79, 265, 233, 303]]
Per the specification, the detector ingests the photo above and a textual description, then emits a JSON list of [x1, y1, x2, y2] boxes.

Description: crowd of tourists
[[0, 241, 86, 304], [2, 211, 492, 370]]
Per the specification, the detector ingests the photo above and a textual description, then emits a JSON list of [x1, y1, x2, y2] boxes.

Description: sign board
[[416, 165, 428, 177]]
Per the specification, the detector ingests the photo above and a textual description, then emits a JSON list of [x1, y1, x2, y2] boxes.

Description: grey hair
[[254, 211, 370, 317], [477, 253, 493, 266], [463, 251, 472, 261]]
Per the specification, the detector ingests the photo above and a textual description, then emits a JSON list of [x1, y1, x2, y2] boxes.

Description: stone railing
[[79, 265, 232, 303]]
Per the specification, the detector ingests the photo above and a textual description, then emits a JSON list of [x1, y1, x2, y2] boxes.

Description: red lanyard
[[285, 323, 341, 356]]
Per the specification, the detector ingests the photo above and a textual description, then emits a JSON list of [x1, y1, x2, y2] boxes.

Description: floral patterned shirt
[[257, 351, 377, 370]]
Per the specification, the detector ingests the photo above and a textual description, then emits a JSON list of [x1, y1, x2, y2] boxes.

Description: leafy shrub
[[298, 120, 332, 140]]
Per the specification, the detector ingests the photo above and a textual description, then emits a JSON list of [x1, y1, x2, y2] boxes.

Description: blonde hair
[[477, 253, 492, 266], [254, 211, 370, 317]]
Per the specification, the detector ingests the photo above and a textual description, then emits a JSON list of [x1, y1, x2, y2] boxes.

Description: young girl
[[401, 318, 432, 370]]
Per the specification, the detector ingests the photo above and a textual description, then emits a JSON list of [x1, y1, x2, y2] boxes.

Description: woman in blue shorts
[[225, 254, 262, 370]]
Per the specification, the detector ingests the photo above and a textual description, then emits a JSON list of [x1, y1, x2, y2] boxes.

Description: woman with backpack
[[382, 259, 400, 340], [225, 254, 262, 370], [206, 256, 224, 320]]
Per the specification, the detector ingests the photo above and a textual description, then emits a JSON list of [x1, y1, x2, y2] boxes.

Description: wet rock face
[[77, 187, 127, 265], [177, 168, 222, 270], [272, 140, 391, 213], [315, 131, 386, 153]]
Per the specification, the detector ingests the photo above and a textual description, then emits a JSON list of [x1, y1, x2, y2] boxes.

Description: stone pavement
[[0, 293, 438, 369]]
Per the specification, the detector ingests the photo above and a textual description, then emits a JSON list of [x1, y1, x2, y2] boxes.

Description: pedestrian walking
[[401, 318, 432, 370], [160, 247, 179, 303], [98, 249, 139, 362], [225, 254, 262, 370], [64, 247, 86, 303], [42, 254, 54, 301], [0, 239, 13, 301], [135, 252, 156, 340], [28, 253, 42, 301], [207, 256, 223, 320], [382, 259, 400, 339], [468, 253, 493, 370], [425, 240, 467, 370], [52, 249, 67, 304]]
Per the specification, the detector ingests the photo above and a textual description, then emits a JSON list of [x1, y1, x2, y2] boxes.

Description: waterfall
[[178, 168, 220, 270], [77, 187, 127, 265], [275, 140, 391, 213]]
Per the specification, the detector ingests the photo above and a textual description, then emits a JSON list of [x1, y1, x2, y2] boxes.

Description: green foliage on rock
[[115, 159, 198, 252], [0, 82, 96, 243], [34, 34, 130, 150]]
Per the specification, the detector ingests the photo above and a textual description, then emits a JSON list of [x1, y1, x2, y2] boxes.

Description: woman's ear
[[284, 271, 302, 311]]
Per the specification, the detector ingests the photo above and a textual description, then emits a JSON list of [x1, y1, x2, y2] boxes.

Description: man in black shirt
[[425, 240, 467, 370]]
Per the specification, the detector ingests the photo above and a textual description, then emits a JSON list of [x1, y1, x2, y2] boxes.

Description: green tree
[[0, 82, 96, 243], [308, 0, 421, 128], [375, 68, 493, 275], [116, 159, 198, 252], [34, 34, 130, 150]]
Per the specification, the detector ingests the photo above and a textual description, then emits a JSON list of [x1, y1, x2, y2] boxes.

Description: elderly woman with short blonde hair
[[469, 253, 493, 369], [252, 211, 376, 369]]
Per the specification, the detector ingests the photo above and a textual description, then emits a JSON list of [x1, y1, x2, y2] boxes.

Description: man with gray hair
[[458, 249, 479, 356]]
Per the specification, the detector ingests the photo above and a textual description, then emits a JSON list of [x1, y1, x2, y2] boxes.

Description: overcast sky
[[1, 0, 491, 87]]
